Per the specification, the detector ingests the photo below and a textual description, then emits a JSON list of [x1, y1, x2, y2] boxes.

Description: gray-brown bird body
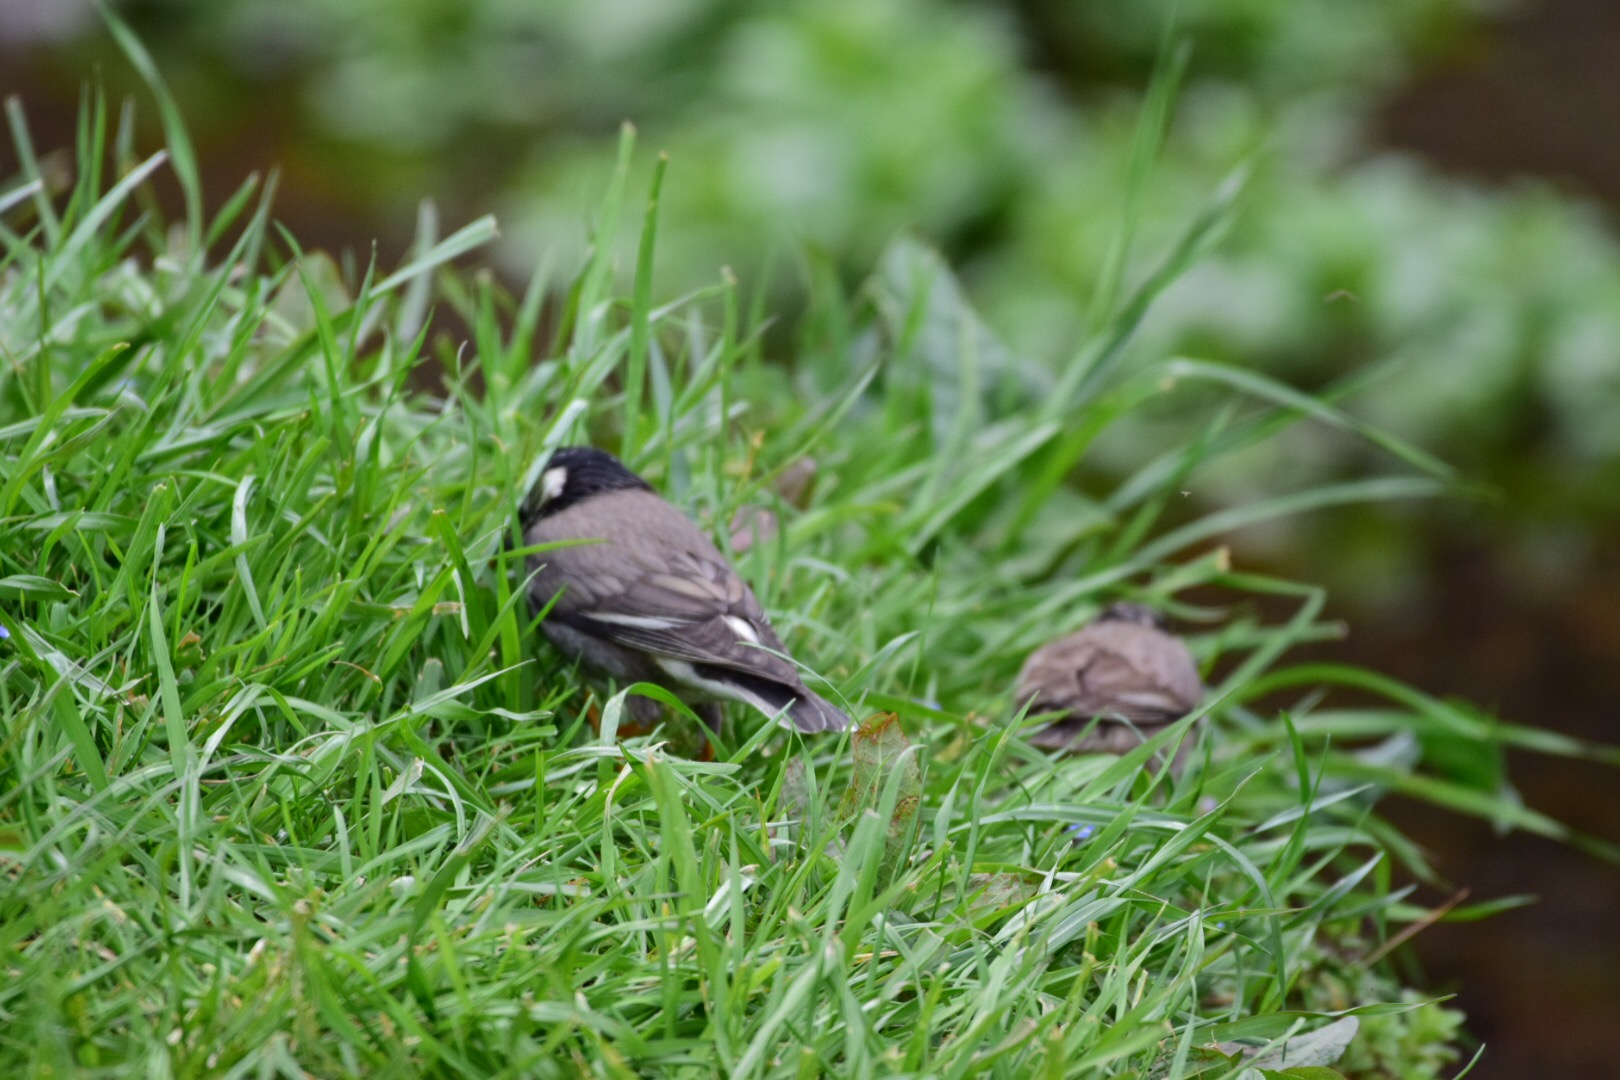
[[1015, 603, 1203, 754], [522, 448, 847, 734], [728, 456, 818, 555]]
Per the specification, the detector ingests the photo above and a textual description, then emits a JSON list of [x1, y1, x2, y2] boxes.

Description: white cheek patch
[[723, 615, 760, 646], [540, 466, 569, 504]]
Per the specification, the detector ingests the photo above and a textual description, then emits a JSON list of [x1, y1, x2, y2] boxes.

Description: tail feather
[[689, 662, 849, 733], [787, 689, 850, 733]]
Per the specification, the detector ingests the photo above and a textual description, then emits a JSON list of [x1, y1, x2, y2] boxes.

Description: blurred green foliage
[[22, 0, 1617, 600]]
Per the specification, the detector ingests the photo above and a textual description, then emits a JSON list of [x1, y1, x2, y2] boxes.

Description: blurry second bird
[[1015, 602, 1203, 756], [728, 456, 819, 555]]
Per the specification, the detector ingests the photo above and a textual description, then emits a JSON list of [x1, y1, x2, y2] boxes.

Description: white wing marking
[[723, 615, 761, 646], [588, 612, 688, 630]]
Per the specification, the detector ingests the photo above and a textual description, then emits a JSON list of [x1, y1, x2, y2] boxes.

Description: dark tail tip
[[688, 663, 850, 733], [790, 691, 851, 733]]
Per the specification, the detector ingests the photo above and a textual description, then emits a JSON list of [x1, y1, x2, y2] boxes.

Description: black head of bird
[[520, 446, 850, 737], [524, 445, 654, 520]]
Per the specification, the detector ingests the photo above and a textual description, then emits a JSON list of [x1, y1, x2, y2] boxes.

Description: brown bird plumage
[[1015, 602, 1203, 755]]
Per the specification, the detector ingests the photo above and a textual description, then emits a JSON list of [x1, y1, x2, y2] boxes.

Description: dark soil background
[[1318, 546, 1620, 1077], [4, 0, 1618, 1075], [1355, 2, 1620, 1072]]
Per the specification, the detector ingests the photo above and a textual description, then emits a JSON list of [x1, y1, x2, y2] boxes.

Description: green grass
[[3, 64, 1615, 1077]]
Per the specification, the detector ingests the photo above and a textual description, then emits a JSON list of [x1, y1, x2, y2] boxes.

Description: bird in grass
[[1014, 602, 1203, 757], [728, 455, 818, 555], [520, 446, 850, 736]]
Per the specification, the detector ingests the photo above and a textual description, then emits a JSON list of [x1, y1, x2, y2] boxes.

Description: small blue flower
[[0, 624, 10, 640], [1216, 921, 1227, 930], [1066, 824, 1095, 842]]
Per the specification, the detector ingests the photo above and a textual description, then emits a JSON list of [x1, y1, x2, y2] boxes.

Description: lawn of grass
[[3, 48, 1613, 1079]]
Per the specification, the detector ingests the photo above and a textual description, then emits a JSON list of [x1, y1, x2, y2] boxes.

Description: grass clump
[[3, 79, 1612, 1077]]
